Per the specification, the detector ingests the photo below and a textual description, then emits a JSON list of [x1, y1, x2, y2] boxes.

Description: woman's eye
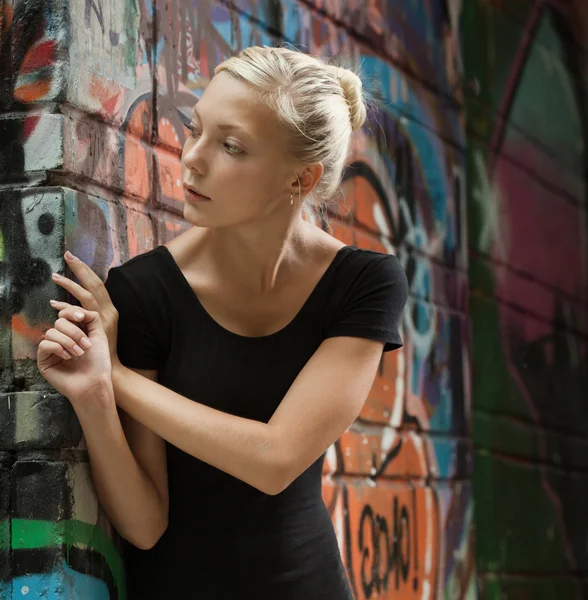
[[224, 143, 242, 155], [187, 125, 201, 138]]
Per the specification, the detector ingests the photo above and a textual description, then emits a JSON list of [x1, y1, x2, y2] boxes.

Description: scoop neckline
[[156, 244, 356, 341]]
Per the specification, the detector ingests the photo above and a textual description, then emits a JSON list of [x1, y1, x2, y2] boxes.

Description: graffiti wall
[[0, 0, 476, 597], [462, 0, 588, 598]]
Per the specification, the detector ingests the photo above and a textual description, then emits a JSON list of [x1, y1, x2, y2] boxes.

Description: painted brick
[[1, 0, 585, 597], [10, 460, 124, 598], [0, 453, 10, 590], [0, 392, 81, 451], [0, 114, 64, 177]]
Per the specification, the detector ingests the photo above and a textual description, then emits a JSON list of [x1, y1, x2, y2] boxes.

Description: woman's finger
[[63, 252, 114, 311], [56, 306, 99, 327], [51, 301, 86, 322], [53, 318, 92, 350], [38, 339, 72, 361], [49, 299, 75, 312], [51, 272, 99, 311], [50, 301, 95, 327], [45, 327, 86, 357], [54, 305, 103, 337]]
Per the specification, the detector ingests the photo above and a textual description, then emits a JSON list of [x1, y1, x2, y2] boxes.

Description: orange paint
[[14, 80, 51, 103]]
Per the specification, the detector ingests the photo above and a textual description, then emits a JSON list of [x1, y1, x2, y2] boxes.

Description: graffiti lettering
[[358, 496, 416, 597], [85, 0, 103, 31]]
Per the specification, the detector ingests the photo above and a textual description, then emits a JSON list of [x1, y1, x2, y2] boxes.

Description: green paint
[[123, 0, 138, 75], [481, 574, 583, 600], [464, 0, 588, 592], [474, 412, 539, 459], [475, 412, 588, 469], [10, 519, 125, 599], [474, 453, 569, 572], [470, 296, 530, 419]]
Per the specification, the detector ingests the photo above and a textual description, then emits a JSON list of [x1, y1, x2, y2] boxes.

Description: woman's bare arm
[[48, 253, 388, 498], [76, 368, 168, 549], [110, 336, 384, 496]]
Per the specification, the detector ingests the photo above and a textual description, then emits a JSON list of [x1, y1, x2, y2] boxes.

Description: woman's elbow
[[120, 513, 168, 550], [259, 456, 297, 496]]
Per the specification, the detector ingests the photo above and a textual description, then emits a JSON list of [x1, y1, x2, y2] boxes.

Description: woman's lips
[[183, 185, 211, 204]]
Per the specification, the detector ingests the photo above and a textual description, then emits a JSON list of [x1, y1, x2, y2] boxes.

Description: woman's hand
[[37, 250, 122, 403], [49, 251, 120, 365], [37, 306, 112, 403]]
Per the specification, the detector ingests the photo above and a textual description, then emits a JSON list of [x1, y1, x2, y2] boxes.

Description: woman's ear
[[291, 164, 324, 197]]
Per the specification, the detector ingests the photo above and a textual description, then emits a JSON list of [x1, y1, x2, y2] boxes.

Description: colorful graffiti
[[463, 0, 588, 598], [0, 0, 133, 597], [15, 0, 588, 598], [1, 0, 475, 598]]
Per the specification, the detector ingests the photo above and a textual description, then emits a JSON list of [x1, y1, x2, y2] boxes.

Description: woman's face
[[181, 72, 297, 228]]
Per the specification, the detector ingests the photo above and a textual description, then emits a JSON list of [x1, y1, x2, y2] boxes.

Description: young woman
[[37, 46, 408, 599]]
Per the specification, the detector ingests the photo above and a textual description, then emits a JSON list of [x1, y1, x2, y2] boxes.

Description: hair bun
[[334, 67, 367, 132]]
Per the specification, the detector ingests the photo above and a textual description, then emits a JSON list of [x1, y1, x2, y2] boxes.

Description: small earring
[[290, 193, 294, 205]]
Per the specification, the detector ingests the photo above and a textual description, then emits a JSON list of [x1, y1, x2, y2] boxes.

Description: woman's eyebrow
[[192, 104, 255, 139]]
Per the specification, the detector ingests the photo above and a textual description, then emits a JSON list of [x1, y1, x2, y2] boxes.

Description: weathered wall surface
[[462, 1, 588, 599], [0, 0, 498, 598]]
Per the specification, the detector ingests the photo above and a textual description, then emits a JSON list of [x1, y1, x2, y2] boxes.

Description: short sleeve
[[324, 254, 408, 352], [105, 267, 161, 370]]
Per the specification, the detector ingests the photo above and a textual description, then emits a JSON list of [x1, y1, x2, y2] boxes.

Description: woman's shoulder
[[106, 243, 187, 311], [106, 247, 169, 297], [114, 246, 166, 277], [333, 245, 405, 282]]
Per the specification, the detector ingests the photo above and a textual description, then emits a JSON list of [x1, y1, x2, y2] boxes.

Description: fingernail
[[80, 337, 92, 349], [73, 344, 84, 356], [63, 351, 72, 360], [52, 272, 63, 280], [73, 311, 85, 320], [65, 251, 75, 261], [49, 299, 58, 306]]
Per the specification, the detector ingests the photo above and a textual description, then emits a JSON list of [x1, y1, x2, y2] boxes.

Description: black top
[[105, 244, 408, 599]]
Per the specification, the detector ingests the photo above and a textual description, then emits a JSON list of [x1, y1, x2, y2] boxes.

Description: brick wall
[[463, 1, 588, 598], [3, 0, 583, 599]]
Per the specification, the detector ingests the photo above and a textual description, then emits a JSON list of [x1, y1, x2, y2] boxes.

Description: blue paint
[[361, 55, 451, 227], [432, 437, 456, 479], [10, 562, 109, 600], [0, 581, 10, 600]]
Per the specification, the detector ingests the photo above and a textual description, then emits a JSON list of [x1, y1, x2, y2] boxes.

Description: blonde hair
[[214, 46, 367, 208]]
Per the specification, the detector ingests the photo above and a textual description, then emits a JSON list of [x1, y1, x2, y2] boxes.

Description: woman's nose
[[183, 138, 208, 175]]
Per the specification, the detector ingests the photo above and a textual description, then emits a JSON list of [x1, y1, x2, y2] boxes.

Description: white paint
[[410, 432, 427, 474], [21, 586, 29, 596], [421, 580, 431, 600], [15, 392, 41, 446], [69, 0, 138, 89], [372, 203, 394, 254], [472, 150, 503, 255], [24, 115, 63, 172], [425, 490, 433, 574], [67, 463, 99, 525], [381, 428, 397, 456], [325, 444, 338, 473], [390, 349, 405, 428]]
